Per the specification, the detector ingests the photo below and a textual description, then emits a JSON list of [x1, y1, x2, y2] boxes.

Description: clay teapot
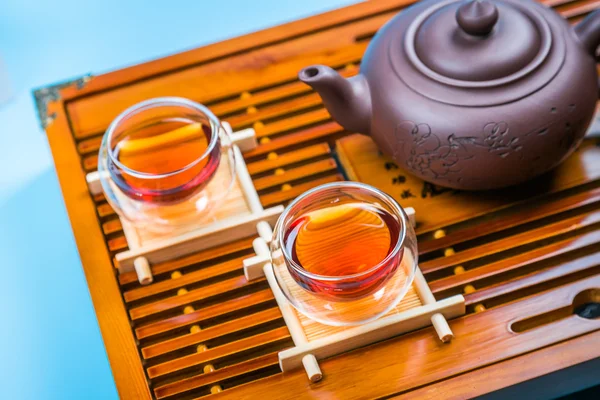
[[299, 0, 600, 190]]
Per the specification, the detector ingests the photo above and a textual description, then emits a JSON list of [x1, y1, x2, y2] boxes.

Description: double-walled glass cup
[[98, 97, 236, 232], [270, 182, 418, 326]]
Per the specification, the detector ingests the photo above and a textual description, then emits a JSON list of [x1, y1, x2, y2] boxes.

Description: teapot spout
[[299, 65, 372, 135]]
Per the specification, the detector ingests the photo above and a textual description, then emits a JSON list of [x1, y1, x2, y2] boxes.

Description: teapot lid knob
[[456, 0, 499, 36]]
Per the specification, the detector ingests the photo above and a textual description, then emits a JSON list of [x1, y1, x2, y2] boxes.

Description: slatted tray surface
[[39, 0, 600, 399]]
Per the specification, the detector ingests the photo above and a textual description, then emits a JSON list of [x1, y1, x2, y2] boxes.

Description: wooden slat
[[83, 154, 97, 171], [254, 108, 332, 139], [419, 187, 600, 255], [124, 255, 248, 303], [544, 0, 582, 6], [119, 236, 254, 285], [102, 218, 123, 235], [246, 143, 331, 175], [464, 250, 600, 307], [97, 203, 115, 218], [142, 308, 282, 359], [557, 0, 600, 18], [77, 135, 102, 155], [108, 236, 128, 252], [429, 229, 600, 296], [213, 80, 314, 117], [135, 289, 274, 340], [92, 192, 105, 203], [212, 65, 358, 118], [245, 122, 343, 159], [227, 92, 324, 130], [253, 158, 337, 191], [393, 330, 600, 400], [147, 326, 290, 379], [421, 209, 600, 275], [129, 275, 262, 321], [260, 173, 344, 207], [154, 352, 279, 399]]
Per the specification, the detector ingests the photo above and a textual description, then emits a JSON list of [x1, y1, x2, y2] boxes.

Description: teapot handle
[[575, 10, 600, 57], [575, 10, 600, 98]]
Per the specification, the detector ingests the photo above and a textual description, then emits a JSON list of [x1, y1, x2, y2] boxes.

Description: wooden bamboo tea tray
[[38, 0, 600, 398]]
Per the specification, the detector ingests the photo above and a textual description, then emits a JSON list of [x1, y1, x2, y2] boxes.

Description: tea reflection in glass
[[284, 201, 403, 301]]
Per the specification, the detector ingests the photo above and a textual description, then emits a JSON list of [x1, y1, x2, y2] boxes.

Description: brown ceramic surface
[[300, 0, 600, 190]]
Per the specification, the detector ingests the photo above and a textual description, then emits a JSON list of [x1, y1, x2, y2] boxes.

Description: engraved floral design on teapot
[[394, 121, 473, 183], [482, 122, 523, 158], [395, 121, 525, 183]]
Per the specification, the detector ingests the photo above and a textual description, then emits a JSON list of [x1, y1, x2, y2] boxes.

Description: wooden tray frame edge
[[45, 99, 152, 399]]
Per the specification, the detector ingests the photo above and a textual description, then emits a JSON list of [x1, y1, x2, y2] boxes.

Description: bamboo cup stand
[[243, 208, 465, 382], [86, 123, 282, 284]]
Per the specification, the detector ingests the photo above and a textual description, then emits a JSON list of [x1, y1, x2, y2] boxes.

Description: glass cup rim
[[276, 181, 408, 282], [105, 96, 221, 180]]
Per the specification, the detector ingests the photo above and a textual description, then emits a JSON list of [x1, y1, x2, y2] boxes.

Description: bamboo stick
[[134, 256, 153, 285], [257, 237, 322, 383], [413, 268, 454, 343]]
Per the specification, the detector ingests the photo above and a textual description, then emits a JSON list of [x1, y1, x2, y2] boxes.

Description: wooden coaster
[[85, 125, 282, 283]]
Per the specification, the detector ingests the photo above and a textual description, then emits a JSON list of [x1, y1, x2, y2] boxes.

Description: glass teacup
[[270, 182, 418, 326], [98, 97, 236, 232]]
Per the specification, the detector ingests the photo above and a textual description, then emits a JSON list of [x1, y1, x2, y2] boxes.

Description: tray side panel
[[44, 101, 152, 399]]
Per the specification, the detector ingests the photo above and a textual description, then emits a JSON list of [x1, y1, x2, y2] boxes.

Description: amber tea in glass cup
[[270, 182, 418, 326], [98, 97, 237, 232], [284, 201, 403, 301], [103, 97, 221, 204]]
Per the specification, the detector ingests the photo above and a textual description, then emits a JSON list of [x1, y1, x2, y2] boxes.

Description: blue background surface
[[0, 1, 353, 398]]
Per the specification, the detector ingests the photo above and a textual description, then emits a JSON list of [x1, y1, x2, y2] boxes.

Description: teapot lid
[[388, 0, 565, 106], [413, 0, 549, 82]]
